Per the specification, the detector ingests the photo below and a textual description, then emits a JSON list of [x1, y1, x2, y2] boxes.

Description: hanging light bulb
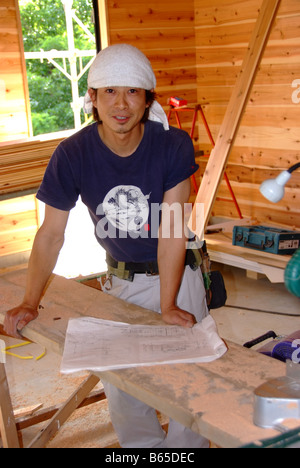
[[260, 162, 300, 203]]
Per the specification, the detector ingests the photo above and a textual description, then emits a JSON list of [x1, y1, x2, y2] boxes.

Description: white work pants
[[101, 266, 209, 448]]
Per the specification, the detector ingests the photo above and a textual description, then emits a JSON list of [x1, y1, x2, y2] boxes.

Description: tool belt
[[106, 245, 204, 282], [106, 241, 227, 310]]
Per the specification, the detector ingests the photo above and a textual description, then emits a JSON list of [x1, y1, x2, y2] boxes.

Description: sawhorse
[[167, 105, 243, 219], [0, 362, 20, 448], [0, 358, 103, 448]]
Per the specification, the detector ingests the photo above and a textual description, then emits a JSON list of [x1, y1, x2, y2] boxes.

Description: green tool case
[[232, 225, 300, 255]]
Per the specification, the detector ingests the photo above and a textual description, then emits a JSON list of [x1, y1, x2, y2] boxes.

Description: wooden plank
[[96, 341, 285, 448], [198, 26, 300, 51], [195, 161, 300, 189], [196, 44, 300, 68], [199, 105, 300, 130], [0, 0, 30, 143], [14, 404, 43, 419], [208, 200, 300, 228], [205, 232, 291, 269], [0, 211, 38, 233], [0, 195, 38, 258], [108, 0, 196, 29], [221, 204, 299, 228], [27, 373, 100, 448], [189, 0, 282, 237], [0, 0, 18, 7], [0, 195, 36, 213], [195, 15, 300, 48], [97, 0, 109, 49], [195, 0, 300, 26], [0, 362, 20, 448], [211, 181, 300, 213], [197, 63, 299, 88], [15, 389, 106, 431], [0, 137, 65, 195], [110, 27, 196, 49], [0, 271, 166, 355], [0, 269, 290, 448], [0, 32, 20, 53], [195, 83, 300, 108], [194, 0, 261, 27]]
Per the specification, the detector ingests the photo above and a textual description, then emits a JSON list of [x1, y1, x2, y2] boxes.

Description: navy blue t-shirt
[[36, 121, 198, 263]]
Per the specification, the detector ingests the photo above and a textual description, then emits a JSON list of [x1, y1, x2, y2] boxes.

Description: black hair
[[91, 89, 157, 124]]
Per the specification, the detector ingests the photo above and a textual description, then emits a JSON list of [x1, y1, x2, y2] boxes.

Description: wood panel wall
[[0, 0, 31, 142], [194, 0, 300, 228], [0, 194, 38, 258], [105, 0, 199, 141]]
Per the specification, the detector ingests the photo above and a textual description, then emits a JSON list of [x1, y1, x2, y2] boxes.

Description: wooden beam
[[27, 373, 100, 448], [188, 0, 282, 238], [97, 0, 109, 49], [15, 389, 106, 431], [0, 363, 20, 448], [14, 0, 32, 138]]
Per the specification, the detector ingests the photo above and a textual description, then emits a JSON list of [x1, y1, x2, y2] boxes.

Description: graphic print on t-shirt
[[102, 185, 150, 233]]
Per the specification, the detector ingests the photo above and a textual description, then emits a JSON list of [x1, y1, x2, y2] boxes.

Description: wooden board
[[0, 137, 66, 196], [0, 0, 31, 142], [205, 232, 291, 270], [0, 362, 20, 448], [0, 269, 288, 448], [27, 373, 100, 449], [0, 194, 38, 258]]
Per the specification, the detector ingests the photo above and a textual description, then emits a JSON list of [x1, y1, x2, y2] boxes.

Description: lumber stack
[[0, 138, 64, 196], [0, 137, 64, 260]]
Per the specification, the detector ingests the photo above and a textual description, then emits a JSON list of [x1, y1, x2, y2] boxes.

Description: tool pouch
[[207, 270, 227, 309], [198, 242, 227, 310]]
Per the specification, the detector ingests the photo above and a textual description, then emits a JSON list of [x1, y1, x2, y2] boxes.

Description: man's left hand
[[162, 306, 196, 328]]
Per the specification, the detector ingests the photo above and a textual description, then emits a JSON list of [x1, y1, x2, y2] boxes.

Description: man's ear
[[146, 89, 155, 109], [88, 88, 97, 106]]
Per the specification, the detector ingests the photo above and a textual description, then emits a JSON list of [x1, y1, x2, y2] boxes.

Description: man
[[4, 44, 209, 448]]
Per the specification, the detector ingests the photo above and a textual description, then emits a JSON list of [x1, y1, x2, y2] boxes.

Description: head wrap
[[83, 44, 169, 130]]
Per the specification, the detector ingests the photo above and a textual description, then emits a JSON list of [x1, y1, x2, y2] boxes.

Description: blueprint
[[60, 315, 227, 374]]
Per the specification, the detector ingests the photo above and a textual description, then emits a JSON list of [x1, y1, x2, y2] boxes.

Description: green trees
[[19, 0, 95, 136]]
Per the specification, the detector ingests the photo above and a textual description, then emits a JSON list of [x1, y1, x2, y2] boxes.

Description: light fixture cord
[[288, 162, 300, 173]]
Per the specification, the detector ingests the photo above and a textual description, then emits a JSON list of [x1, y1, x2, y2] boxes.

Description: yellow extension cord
[[1, 341, 46, 361]]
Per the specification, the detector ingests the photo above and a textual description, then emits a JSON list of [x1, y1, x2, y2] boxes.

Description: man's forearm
[[4, 205, 68, 338], [23, 227, 64, 309], [158, 235, 186, 313], [157, 178, 195, 327]]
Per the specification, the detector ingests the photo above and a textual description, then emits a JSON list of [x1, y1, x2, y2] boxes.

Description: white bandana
[[83, 44, 169, 130]]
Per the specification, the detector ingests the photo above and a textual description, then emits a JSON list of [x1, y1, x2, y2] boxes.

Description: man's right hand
[[3, 304, 39, 338]]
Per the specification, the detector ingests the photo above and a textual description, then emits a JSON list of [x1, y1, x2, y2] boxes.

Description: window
[[19, 0, 97, 137]]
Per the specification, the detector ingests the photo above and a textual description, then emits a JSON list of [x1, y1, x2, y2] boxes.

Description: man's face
[[89, 87, 149, 135]]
